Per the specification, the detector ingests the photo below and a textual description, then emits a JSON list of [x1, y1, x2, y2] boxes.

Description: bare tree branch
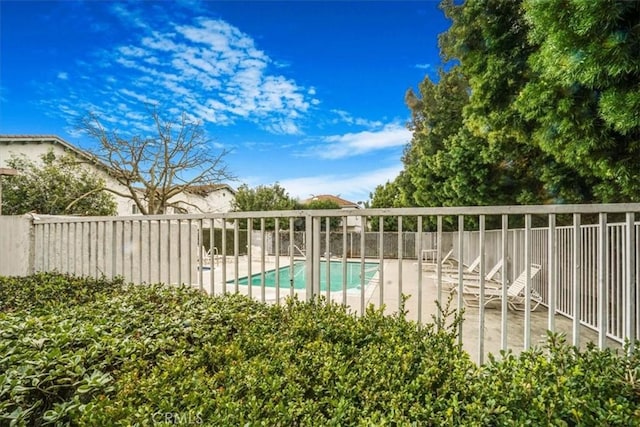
[[78, 107, 236, 215]]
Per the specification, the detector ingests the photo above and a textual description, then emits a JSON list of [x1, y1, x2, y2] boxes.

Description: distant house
[[0, 135, 235, 216], [302, 194, 363, 232], [168, 184, 236, 215]]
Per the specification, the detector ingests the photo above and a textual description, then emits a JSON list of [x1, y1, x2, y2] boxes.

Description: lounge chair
[[424, 253, 481, 278], [453, 263, 542, 311], [439, 259, 503, 290], [421, 248, 455, 271]]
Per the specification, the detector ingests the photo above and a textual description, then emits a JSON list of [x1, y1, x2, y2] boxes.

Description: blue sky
[[0, 1, 449, 204]]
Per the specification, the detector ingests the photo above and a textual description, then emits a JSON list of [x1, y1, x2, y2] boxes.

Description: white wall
[[0, 215, 32, 276], [171, 187, 235, 214]]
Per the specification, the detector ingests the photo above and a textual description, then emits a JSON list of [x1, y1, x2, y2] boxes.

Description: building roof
[[302, 194, 360, 208], [0, 135, 98, 163]]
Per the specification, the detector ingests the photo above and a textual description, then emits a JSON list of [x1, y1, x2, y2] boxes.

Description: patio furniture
[[424, 252, 481, 277], [421, 248, 455, 270], [453, 263, 542, 311], [439, 259, 504, 290]]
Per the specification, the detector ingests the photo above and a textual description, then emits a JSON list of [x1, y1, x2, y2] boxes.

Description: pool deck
[[195, 257, 616, 363]]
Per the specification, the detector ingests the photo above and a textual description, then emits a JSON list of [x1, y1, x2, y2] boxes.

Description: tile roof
[[302, 194, 360, 208]]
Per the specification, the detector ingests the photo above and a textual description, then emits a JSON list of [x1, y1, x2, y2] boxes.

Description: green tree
[[1, 151, 117, 216], [401, 67, 472, 209], [232, 183, 298, 230], [300, 199, 342, 231], [397, 66, 532, 229], [439, 0, 591, 206], [233, 183, 298, 212], [376, 0, 639, 225], [370, 177, 416, 231], [518, 0, 640, 201]]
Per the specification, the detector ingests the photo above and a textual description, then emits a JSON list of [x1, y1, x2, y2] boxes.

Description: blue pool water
[[233, 260, 378, 292]]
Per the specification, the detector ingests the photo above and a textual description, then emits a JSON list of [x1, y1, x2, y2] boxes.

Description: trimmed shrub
[[0, 273, 638, 425], [0, 272, 125, 312]]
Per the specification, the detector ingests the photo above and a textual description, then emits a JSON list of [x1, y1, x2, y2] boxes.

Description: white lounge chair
[[421, 248, 455, 271], [424, 253, 481, 278], [453, 263, 542, 311], [439, 259, 503, 290]]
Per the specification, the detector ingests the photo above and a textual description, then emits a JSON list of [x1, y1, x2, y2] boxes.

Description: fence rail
[[1, 203, 638, 363]]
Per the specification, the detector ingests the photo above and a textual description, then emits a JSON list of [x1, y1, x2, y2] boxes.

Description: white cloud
[[330, 109, 383, 128], [310, 123, 411, 159], [49, 9, 315, 136], [119, 88, 158, 105], [110, 3, 148, 29], [117, 45, 148, 58]]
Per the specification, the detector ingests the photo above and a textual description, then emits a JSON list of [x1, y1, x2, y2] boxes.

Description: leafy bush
[[460, 333, 640, 425], [0, 272, 125, 312], [1, 273, 638, 425]]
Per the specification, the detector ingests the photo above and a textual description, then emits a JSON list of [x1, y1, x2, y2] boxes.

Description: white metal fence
[[1, 204, 638, 362]]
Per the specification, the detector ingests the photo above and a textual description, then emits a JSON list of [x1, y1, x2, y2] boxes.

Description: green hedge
[[1, 273, 638, 425]]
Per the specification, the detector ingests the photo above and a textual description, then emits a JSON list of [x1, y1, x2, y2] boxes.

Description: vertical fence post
[[360, 215, 366, 314], [274, 218, 280, 304], [138, 220, 143, 285], [342, 220, 348, 304], [478, 215, 486, 364], [548, 214, 557, 332], [304, 214, 316, 300], [247, 219, 253, 299], [598, 213, 608, 349], [378, 217, 384, 306], [209, 219, 215, 295], [572, 213, 582, 347], [501, 214, 508, 351], [177, 220, 182, 285], [111, 221, 118, 279], [233, 219, 239, 293], [417, 216, 423, 324], [27, 214, 36, 275], [289, 218, 295, 299], [625, 212, 636, 354], [397, 216, 403, 312], [457, 215, 464, 345], [222, 220, 228, 293], [436, 215, 443, 317], [524, 214, 532, 350], [326, 217, 331, 301], [199, 219, 204, 291], [260, 218, 267, 302], [312, 216, 321, 298]]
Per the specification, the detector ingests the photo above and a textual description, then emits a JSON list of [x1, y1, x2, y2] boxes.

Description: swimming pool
[[232, 260, 379, 292]]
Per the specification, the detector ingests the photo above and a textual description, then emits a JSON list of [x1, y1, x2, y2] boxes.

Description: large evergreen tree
[[440, 0, 591, 204], [518, 0, 640, 201], [374, 0, 638, 212]]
